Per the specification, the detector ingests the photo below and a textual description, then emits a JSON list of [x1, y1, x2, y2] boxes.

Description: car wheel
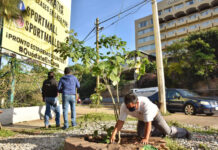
[[206, 113, 214, 116], [184, 104, 196, 115]]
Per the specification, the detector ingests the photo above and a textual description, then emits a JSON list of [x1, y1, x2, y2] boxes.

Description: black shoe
[[62, 126, 68, 130], [186, 131, 192, 140], [56, 125, 60, 127]]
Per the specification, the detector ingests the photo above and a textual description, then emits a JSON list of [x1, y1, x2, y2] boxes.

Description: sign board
[[1, 0, 71, 71]]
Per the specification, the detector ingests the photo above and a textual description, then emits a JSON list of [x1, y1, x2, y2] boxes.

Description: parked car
[[148, 88, 218, 116], [130, 87, 158, 97], [82, 98, 92, 104]]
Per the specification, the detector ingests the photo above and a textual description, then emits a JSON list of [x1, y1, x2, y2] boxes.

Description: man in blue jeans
[[58, 67, 80, 130], [42, 72, 60, 128]]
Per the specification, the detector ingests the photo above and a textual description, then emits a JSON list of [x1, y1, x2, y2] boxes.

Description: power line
[[99, 0, 147, 25], [102, 1, 148, 31], [82, 0, 150, 42], [82, 26, 95, 41]]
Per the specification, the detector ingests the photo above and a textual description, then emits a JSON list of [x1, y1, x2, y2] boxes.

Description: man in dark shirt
[[42, 72, 60, 128], [58, 67, 80, 130]]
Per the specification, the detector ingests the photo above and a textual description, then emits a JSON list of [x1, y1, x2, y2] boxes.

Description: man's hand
[[140, 138, 149, 145], [110, 135, 116, 143]]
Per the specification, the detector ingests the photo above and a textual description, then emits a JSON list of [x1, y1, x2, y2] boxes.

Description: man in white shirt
[[110, 93, 191, 144]]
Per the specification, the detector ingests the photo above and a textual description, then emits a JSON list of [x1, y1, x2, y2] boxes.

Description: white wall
[[0, 105, 64, 125]]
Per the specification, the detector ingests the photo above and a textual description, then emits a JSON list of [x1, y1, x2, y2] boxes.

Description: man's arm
[[110, 120, 124, 143], [141, 121, 152, 144], [57, 79, 62, 93], [42, 81, 46, 101]]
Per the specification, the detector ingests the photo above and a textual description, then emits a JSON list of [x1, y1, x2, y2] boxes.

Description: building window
[[138, 21, 148, 28], [139, 44, 155, 51], [165, 7, 172, 13], [175, 3, 184, 10], [168, 40, 176, 45], [186, 0, 194, 5], [178, 27, 186, 33], [214, 18, 218, 23], [138, 35, 154, 44], [161, 42, 167, 47], [160, 23, 165, 29], [201, 21, 210, 27], [161, 33, 165, 38], [201, 10, 210, 16], [150, 19, 153, 25], [167, 20, 176, 26], [214, 7, 218, 13], [189, 24, 198, 29], [189, 14, 197, 20], [177, 17, 186, 24], [138, 27, 153, 36], [167, 30, 175, 36], [158, 10, 162, 16]]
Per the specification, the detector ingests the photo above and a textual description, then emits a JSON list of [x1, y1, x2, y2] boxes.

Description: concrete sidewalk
[[2, 105, 114, 130]]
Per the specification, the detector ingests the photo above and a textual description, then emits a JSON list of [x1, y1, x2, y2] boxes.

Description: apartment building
[[135, 0, 218, 55]]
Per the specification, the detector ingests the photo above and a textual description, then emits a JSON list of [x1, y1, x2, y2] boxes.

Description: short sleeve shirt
[[119, 96, 158, 122]]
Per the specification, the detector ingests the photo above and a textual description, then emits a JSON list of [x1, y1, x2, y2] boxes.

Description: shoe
[[186, 130, 192, 140], [62, 126, 69, 130], [56, 125, 60, 127], [45, 125, 51, 129]]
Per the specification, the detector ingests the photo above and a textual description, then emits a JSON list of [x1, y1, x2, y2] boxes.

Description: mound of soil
[[84, 134, 168, 150]]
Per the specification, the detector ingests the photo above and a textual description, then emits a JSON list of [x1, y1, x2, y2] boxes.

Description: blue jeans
[[62, 94, 76, 128], [137, 111, 188, 138], [44, 97, 60, 126]]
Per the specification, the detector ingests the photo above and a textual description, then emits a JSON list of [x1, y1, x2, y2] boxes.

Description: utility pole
[[151, 0, 166, 113], [96, 18, 100, 104]]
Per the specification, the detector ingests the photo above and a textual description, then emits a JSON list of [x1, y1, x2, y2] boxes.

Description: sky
[[70, 0, 162, 63]]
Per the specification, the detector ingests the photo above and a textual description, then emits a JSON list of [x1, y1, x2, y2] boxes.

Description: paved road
[[4, 105, 218, 130]]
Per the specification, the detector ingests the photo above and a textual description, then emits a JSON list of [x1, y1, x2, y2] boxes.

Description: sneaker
[[45, 125, 51, 129], [186, 130, 192, 140], [62, 126, 68, 130]]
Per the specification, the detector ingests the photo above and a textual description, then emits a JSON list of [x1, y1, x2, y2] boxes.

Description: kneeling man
[[110, 93, 191, 144]]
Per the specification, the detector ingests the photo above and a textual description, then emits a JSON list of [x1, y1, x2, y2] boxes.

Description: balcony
[[161, 33, 166, 40], [187, 14, 199, 23], [177, 17, 187, 26], [160, 24, 166, 31], [213, 18, 218, 26], [200, 21, 212, 29], [188, 25, 199, 32], [166, 32, 176, 39], [198, 0, 211, 10], [211, 0, 218, 6], [177, 29, 187, 36], [213, 7, 218, 16], [186, 4, 198, 14], [166, 21, 176, 30], [175, 11, 186, 18], [199, 10, 212, 20]]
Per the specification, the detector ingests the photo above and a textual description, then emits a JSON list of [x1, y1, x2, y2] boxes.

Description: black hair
[[64, 67, 71, 75], [48, 72, 54, 79], [124, 93, 137, 105]]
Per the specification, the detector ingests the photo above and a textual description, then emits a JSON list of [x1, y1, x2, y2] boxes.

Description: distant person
[[58, 67, 80, 130], [110, 93, 191, 144], [42, 72, 60, 128]]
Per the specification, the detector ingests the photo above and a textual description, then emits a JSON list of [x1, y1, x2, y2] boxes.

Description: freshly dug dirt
[[85, 135, 168, 150]]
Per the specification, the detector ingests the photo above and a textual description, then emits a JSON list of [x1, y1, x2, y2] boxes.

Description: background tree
[[165, 28, 218, 88], [0, 0, 24, 20]]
